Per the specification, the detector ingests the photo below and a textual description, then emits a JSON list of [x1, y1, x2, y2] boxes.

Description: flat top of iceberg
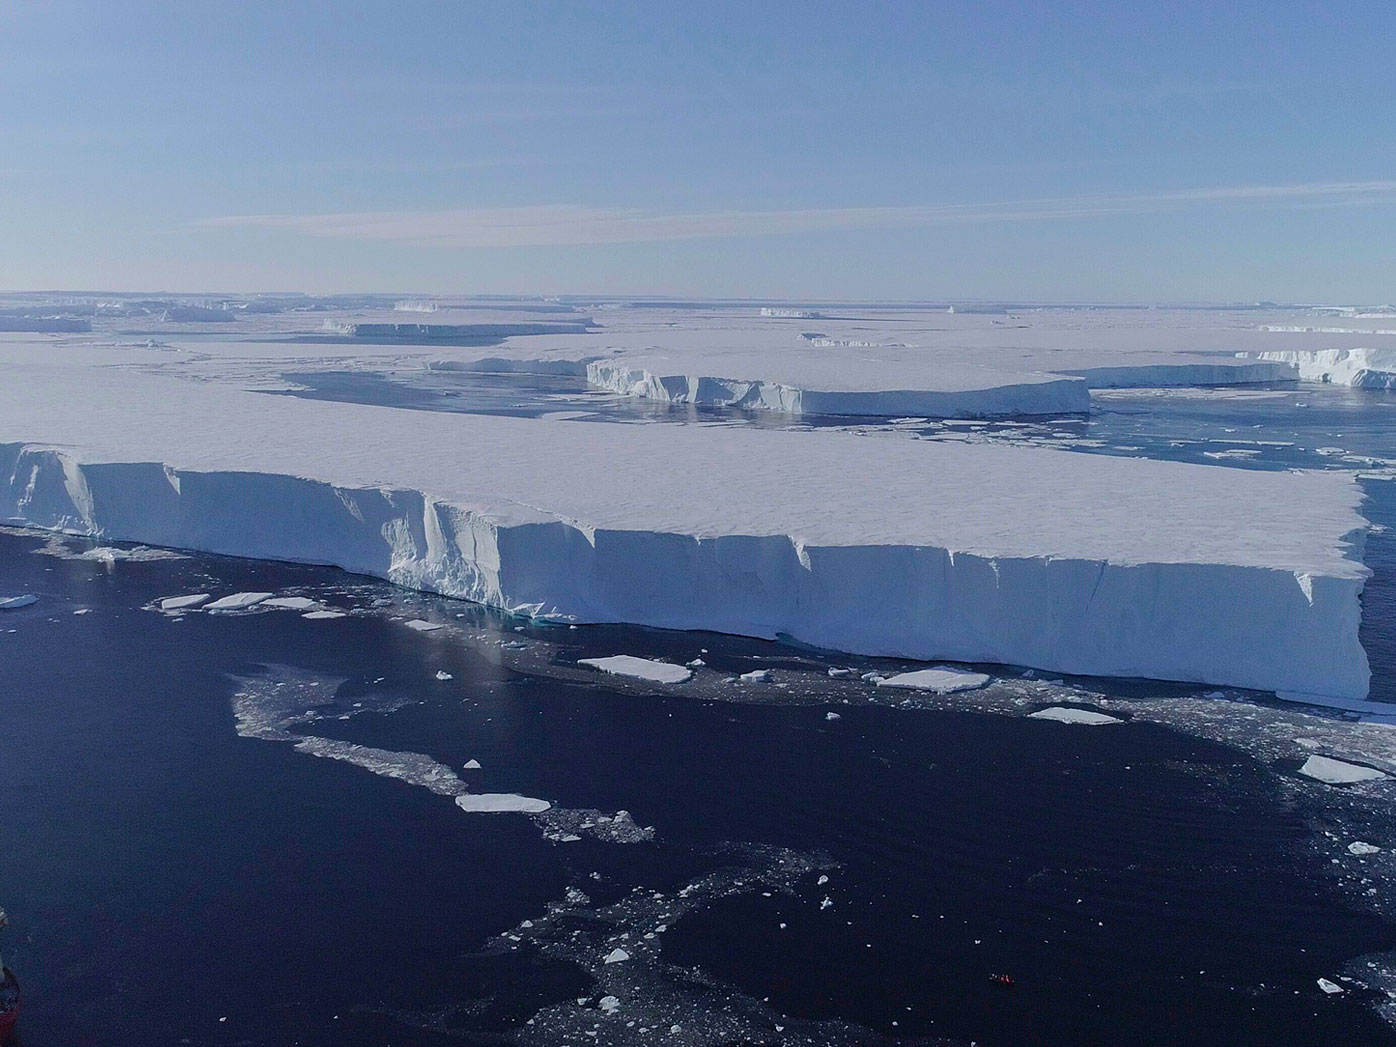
[[0, 337, 1368, 580], [1298, 755, 1387, 785], [204, 591, 273, 611], [877, 667, 991, 693], [1029, 706, 1123, 725], [579, 655, 693, 684]]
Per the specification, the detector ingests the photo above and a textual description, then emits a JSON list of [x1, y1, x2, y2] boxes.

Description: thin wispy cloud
[[197, 180, 1396, 249]]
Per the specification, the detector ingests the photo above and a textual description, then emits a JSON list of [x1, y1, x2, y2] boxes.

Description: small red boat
[[0, 966, 19, 1041]]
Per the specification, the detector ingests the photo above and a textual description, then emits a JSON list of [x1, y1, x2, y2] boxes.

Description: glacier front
[[0, 328, 1372, 700]]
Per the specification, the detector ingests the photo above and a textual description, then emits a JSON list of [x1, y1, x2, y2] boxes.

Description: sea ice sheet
[[579, 655, 693, 684]]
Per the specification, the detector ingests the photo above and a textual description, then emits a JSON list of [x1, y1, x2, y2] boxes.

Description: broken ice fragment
[[1029, 706, 1122, 725], [204, 592, 273, 611], [579, 655, 692, 684], [1298, 755, 1387, 785], [877, 667, 990, 693], [159, 593, 209, 611]]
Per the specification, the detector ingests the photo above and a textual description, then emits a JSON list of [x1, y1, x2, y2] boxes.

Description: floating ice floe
[[1297, 755, 1388, 785], [579, 655, 692, 684], [434, 670, 453, 680], [403, 618, 443, 632], [204, 592, 273, 611], [739, 669, 773, 683], [876, 667, 990, 693], [0, 594, 37, 609], [1349, 841, 1382, 856], [603, 948, 630, 964], [456, 793, 552, 814], [231, 667, 552, 815], [302, 609, 346, 619], [1318, 978, 1344, 994], [159, 593, 210, 611], [1029, 706, 1123, 725], [261, 596, 319, 610], [463, 759, 481, 770]]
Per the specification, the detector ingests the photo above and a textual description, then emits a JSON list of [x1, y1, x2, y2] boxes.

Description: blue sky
[[3, 1, 1395, 301]]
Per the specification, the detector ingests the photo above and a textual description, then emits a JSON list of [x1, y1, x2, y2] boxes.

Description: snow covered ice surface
[[579, 655, 693, 684], [204, 591, 273, 612], [1299, 755, 1389, 785], [877, 667, 991, 693], [0, 297, 1390, 700], [1029, 705, 1123, 725]]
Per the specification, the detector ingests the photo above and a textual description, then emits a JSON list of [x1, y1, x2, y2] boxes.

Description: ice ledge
[[1240, 348, 1396, 389], [585, 360, 1091, 418], [0, 440, 1371, 700]]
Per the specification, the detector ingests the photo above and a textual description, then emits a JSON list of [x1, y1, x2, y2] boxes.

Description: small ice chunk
[[877, 667, 990, 693], [819, 896, 833, 910], [302, 610, 346, 619], [826, 711, 842, 721], [261, 596, 319, 610], [1029, 706, 1122, 725], [159, 594, 209, 611], [404, 619, 443, 632], [1298, 755, 1388, 785], [579, 655, 692, 684], [827, 667, 854, 677], [454, 793, 551, 813], [686, 658, 705, 668], [73, 608, 92, 615], [0, 594, 38, 609], [603, 948, 631, 964], [740, 669, 773, 683], [599, 996, 620, 1014], [463, 759, 481, 770], [1318, 978, 1344, 994], [435, 670, 453, 680], [204, 592, 273, 611], [1348, 841, 1381, 856]]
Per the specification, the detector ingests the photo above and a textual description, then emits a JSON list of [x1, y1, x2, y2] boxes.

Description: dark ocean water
[[4, 379, 1396, 1045], [2, 521, 1395, 1047]]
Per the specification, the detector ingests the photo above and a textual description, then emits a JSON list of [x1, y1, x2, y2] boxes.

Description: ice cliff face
[[0, 440, 1370, 699], [1242, 348, 1396, 389], [585, 361, 1093, 417]]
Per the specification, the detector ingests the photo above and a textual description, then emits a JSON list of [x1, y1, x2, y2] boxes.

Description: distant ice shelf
[[0, 308, 1378, 700], [585, 358, 1091, 418], [322, 320, 592, 340], [1240, 348, 1396, 389]]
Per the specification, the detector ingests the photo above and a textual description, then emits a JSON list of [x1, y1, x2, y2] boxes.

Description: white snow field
[[419, 305, 1327, 417], [0, 298, 1383, 699]]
